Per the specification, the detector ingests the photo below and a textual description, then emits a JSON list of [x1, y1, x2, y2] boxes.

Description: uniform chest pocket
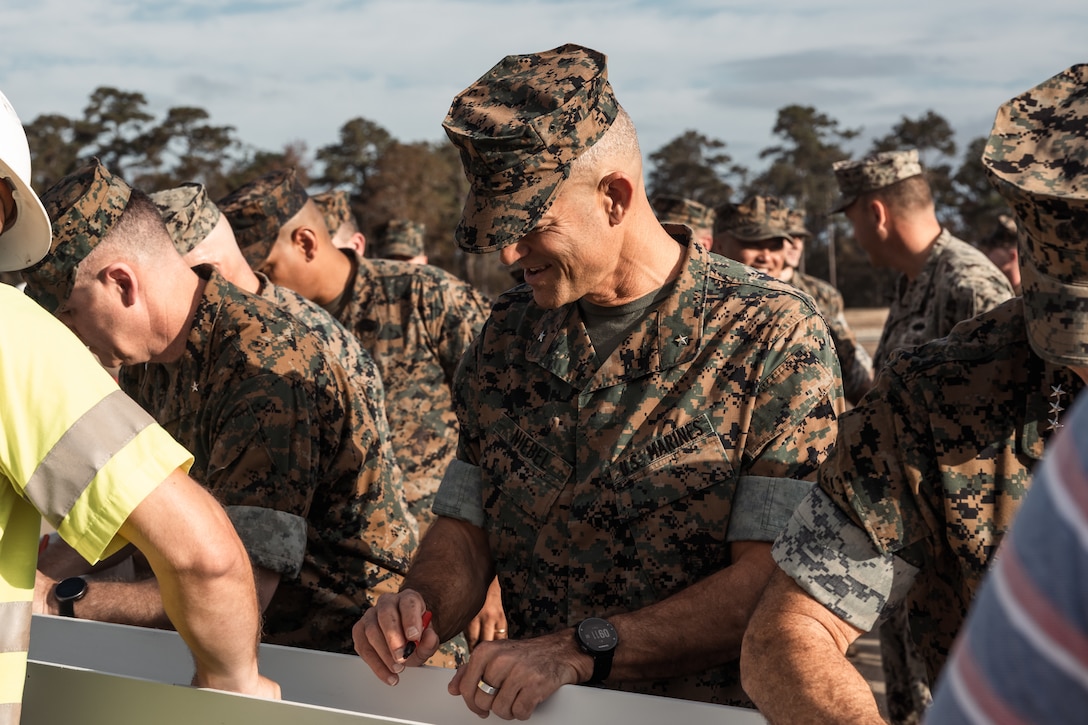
[[608, 416, 736, 597], [483, 415, 572, 523]]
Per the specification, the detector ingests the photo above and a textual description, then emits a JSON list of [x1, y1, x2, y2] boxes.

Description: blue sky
[[3, 0, 1086, 175]]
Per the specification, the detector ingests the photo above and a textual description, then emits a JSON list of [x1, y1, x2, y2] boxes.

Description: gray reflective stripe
[[24, 389, 156, 527], [0, 601, 31, 654], [0, 702, 21, 725]]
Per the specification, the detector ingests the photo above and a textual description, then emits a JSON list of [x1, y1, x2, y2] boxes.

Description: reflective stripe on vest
[[23, 389, 155, 527], [0, 701, 21, 725], [0, 601, 31, 654]]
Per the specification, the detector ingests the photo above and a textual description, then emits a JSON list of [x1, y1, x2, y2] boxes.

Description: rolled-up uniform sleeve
[[773, 485, 919, 631]]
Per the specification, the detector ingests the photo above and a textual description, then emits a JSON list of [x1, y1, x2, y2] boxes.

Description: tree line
[[24, 88, 1010, 304]]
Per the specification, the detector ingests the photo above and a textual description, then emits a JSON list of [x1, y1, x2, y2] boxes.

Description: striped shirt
[[927, 389, 1088, 724]]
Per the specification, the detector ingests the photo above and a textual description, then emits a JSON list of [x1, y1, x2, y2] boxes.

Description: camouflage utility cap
[[651, 195, 715, 231], [714, 195, 792, 242], [787, 209, 812, 239], [831, 150, 923, 213], [150, 183, 221, 254], [312, 190, 355, 236], [23, 158, 131, 313], [218, 168, 308, 268], [443, 43, 619, 254], [376, 219, 425, 259], [982, 63, 1088, 367]]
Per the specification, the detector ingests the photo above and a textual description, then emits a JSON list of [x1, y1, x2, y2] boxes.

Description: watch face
[[578, 618, 618, 652], [55, 577, 87, 601]]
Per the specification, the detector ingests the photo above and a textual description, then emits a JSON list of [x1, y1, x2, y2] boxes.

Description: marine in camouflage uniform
[[352, 45, 844, 719], [741, 63, 1088, 725], [783, 209, 874, 405], [831, 149, 1013, 720], [149, 183, 393, 462], [831, 149, 1014, 370], [454, 230, 842, 705], [219, 170, 490, 532], [872, 228, 1014, 369], [23, 162, 418, 655]]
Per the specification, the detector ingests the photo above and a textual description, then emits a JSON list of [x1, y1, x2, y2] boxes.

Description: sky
[[3, 0, 1087, 177]]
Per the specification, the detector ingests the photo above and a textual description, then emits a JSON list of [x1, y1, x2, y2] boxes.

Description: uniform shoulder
[[703, 252, 823, 322], [884, 297, 1027, 379]]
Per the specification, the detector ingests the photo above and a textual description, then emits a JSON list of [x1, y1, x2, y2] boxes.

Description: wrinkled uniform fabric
[[790, 271, 874, 405], [330, 252, 489, 530], [874, 229, 1014, 369], [927, 390, 1088, 724], [774, 298, 1082, 721], [868, 228, 1013, 720], [454, 239, 843, 705], [119, 268, 417, 654]]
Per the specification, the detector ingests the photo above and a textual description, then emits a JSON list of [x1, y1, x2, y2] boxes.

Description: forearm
[[121, 470, 263, 692], [741, 571, 883, 724], [149, 539, 262, 690], [604, 539, 776, 681], [402, 516, 494, 642]]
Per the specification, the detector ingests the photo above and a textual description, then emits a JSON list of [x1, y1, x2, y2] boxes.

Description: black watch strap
[[587, 645, 615, 685]]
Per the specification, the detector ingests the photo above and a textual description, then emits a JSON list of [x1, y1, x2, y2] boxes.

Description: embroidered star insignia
[[1052, 384, 1066, 397], [538, 331, 546, 342], [191, 382, 199, 393], [1050, 401, 1065, 414], [674, 335, 689, 347], [1049, 417, 1064, 432]]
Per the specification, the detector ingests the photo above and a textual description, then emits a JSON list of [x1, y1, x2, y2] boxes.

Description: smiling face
[[498, 179, 620, 309], [713, 232, 788, 278]]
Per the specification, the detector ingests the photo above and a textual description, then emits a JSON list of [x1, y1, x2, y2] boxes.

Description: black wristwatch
[[575, 617, 618, 685], [54, 576, 89, 618]]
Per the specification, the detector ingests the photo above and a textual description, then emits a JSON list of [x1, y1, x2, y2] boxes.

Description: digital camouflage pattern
[[443, 44, 618, 254], [713, 195, 791, 241], [831, 149, 924, 213], [312, 190, 355, 237], [454, 237, 844, 705], [873, 229, 1014, 369], [328, 251, 489, 530], [651, 195, 715, 232], [23, 159, 131, 313], [375, 219, 425, 259], [253, 268, 469, 667], [789, 271, 874, 405], [150, 183, 221, 254], [787, 209, 812, 239], [774, 297, 1083, 722], [118, 269, 418, 654], [218, 168, 308, 268], [982, 63, 1088, 368]]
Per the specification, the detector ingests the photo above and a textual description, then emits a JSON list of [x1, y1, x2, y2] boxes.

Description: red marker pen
[[402, 610, 432, 658]]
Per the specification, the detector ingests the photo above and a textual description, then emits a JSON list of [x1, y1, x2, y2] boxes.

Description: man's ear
[[869, 198, 890, 237], [292, 226, 320, 262], [601, 172, 635, 226], [103, 262, 139, 307]]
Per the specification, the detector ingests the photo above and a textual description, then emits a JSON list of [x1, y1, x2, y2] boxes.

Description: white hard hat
[[0, 89, 51, 272]]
